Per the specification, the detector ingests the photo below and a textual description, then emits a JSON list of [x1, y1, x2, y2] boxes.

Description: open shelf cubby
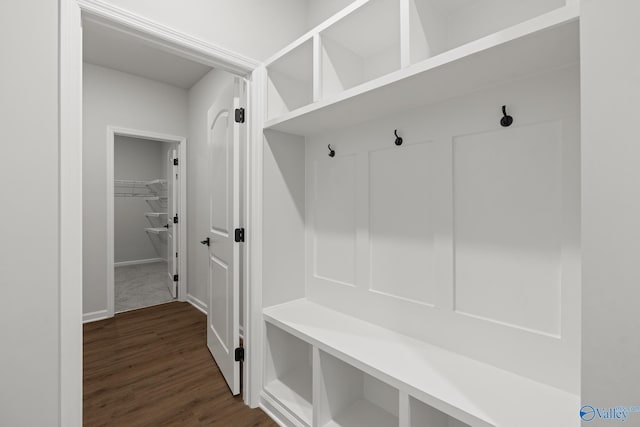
[[320, 0, 401, 99], [264, 324, 313, 426], [409, 396, 469, 427], [406, 0, 568, 65], [317, 350, 399, 427], [266, 38, 314, 120]]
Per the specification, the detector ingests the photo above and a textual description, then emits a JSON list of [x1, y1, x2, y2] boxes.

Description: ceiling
[[83, 20, 212, 89]]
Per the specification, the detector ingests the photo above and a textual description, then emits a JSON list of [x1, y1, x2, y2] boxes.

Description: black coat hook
[[394, 129, 403, 146], [328, 144, 335, 158], [500, 105, 513, 127]]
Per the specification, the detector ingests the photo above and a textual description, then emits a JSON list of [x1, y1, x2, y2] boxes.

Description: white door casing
[[167, 148, 178, 298], [205, 78, 243, 395]]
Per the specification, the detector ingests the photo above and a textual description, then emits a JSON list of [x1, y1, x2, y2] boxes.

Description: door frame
[[106, 127, 187, 317], [60, 1, 260, 422]]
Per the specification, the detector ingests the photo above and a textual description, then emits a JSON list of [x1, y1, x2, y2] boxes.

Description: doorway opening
[[109, 130, 185, 313], [77, 2, 252, 404]]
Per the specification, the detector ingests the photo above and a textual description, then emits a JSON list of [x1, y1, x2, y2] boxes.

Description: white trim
[[60, 0, 83, 425], [107, 126, 188, 319], [247, 65, 267, 408], [187, 294, 207, 315], [259, 394, 300, 427], [76, 0, 260, 76], [241, 75, 252, 405], [114, 257, 164, 267], [83, 310, 110, 324]]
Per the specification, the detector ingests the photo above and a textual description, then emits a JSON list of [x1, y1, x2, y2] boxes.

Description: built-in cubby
[[320, 0, 401, 99], [317, 351, 399, 427], [258, 1, 581, 426], [409, 396, 469, 427], [406, 0, 567, 65], [266, 38, 314, 120], [264, 324, 313, 426]]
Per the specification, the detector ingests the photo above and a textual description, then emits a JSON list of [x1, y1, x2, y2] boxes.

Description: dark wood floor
[[84, 302, 277, 427]]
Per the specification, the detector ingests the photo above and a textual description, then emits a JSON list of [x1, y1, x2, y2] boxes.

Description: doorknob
[[200, 237, 210, 246]]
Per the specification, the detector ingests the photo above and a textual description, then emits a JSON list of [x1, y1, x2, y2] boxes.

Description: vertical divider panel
[[398, 391, 410, 427], [313, 34, 322, 102], [399, 0, 411, 68], [355, 152, 370, 290], [436, 138, 455, 311], [312, 347, 322, 427]]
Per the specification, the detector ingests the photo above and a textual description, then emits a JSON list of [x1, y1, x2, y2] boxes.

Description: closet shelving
[[260, 1, 581, 426], [114, 179, 153, 197], [144, 227, 167, 235], [145, 179, 167, 195], [263, 0, 578, 135], [144, 212, 168, 219]]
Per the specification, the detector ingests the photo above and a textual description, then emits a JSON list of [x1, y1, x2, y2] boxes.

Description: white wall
[[83, 63, 188, 315], [306, 0, 356, 29], [581, 0, 640, 417], [114, 136, 170, 264], [299, 67, 580, 393], [101, 0, 309, 61], [0, 1, 61, 425], [186, 68, 235, 310]]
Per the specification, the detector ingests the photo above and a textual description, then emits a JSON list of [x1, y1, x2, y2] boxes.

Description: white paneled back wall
[[304, 65, 580, 393]]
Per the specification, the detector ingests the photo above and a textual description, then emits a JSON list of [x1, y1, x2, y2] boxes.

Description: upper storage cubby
[[266, 38, 314, 120], [406, 0, 567, 64], [320, 0, 401, 99]]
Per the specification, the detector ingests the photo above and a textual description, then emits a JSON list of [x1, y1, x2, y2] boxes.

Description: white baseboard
[[260, 393, 303, 427], [115, 258, 164, 267], [187, 294, 207, 315], [83, 309, 110, 323]]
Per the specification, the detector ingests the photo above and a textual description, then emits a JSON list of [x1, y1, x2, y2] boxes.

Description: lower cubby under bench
[[261, 299, 578, 427]]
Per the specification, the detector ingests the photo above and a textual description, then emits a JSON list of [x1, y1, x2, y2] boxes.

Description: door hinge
[[234, 108, 245, 123], [234, 347, 244, 362], [173, 214, 178, 224], [173, 274, 179, 282], [234, 228, 245, 243], [173, 158, 179, 166]]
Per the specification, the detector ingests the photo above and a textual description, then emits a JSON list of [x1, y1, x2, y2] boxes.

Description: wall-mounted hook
[[394, 129, 403, 146], [328, 144, 335, 158], [500, 105, 513, 127]]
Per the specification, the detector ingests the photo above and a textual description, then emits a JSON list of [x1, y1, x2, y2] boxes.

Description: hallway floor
[[83, 302, 276, 427], [115, 261, 174, 312]]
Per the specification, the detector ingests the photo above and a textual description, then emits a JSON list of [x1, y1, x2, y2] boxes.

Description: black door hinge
[[234, 108, 245, 123], [173, 274, 179, 282], [234, 347, 244, 362], [234, 228, 245, 243], [173, 158, 179, 166], [173, 214, 178, 224]]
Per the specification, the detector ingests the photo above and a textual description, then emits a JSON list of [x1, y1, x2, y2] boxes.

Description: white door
[[167, 148, 178, 298], [204, 78, 243, 395]]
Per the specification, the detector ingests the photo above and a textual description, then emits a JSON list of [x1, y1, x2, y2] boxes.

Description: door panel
[[206, 78, 242, 395]]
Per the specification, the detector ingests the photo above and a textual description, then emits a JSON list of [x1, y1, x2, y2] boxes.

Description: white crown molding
[[76, 0, 260, 76]]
